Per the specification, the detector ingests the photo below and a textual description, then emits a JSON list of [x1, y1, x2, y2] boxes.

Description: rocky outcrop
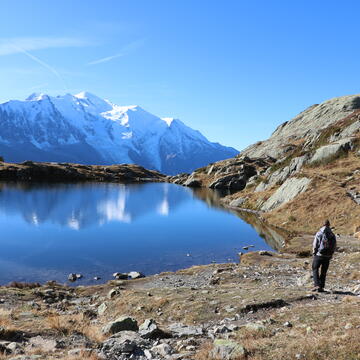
[[242, 95, 360, 159], [309, 138, 353, 164], [260, 177, 311, 211], [0, 161, 165, 183]]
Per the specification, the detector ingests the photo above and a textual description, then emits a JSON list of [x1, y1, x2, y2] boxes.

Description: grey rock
[[102, 316, 139, 335], [261, 177, 311, 211], [245, 322, 266, 331], [229, 198, 247, 207], [98, 302, 108, 316], [151, 343, 173, 356], [242, 94, 360, 159], [113, 272, 128, 280], [167, 323, 203, 337], [184, 176, 202, 187], [211, 339, 247, 360], [100, 331, 149, 358], [139, 319, 171, 339], [309, 138, 353, 164]]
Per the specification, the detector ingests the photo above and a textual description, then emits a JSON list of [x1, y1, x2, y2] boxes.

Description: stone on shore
[[102, 316, 139, 335]]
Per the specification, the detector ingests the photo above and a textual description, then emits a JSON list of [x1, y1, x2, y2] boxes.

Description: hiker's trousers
[[312, 255, 330, 288]]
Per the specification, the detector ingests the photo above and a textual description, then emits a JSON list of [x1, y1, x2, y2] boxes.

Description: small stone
[[245, 322, 266, 332], [144, 349, 153, 359], [68, 273, 77, 282], [75, 274, 83, 280], [283, 321, 292, 328], [128, 271, 145, 279], [151, 343, 172, 356], [112, 272, 128, 280], [242, 246, 249, 250], [107, 289, 120, 299], [0, 299, 4, 304], [259, 251, 273, 256], [97, 302, 108, 316], [93, 276, 101, 281], [344, 323, 353, 329]]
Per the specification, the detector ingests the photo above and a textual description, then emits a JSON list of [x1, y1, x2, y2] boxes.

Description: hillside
[[171, 94, 360, 235], [0, 92, 238, 175]]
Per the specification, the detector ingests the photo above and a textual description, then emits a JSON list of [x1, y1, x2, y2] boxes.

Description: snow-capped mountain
[[0, 92, 238, 174]]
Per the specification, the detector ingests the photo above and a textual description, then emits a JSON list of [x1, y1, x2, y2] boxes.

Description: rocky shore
[[0, 234, 359, 360], [0, 161, 166, 184]]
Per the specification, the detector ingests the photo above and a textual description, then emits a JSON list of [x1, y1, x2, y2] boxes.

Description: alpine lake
[[0, 182, 285, 285]]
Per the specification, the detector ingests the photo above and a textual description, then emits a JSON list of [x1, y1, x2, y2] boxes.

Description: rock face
[[242, 94, 360, 159], [261, 177, 311, 211]]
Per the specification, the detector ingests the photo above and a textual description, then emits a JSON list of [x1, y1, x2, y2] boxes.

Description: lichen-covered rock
[[211, 339, 247, 359]]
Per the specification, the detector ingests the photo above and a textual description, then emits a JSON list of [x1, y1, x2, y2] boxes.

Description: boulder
[[139, 319, 171, 339], [167, 323, 203, 337], [309, 138, 353, 164], [261, 177, 311, 211], [113, 272, 128, 280], [100, 331, 149, 359], [102, 316, 139, 335], [211, 339, 247, 360], [184, 176, 202, 187], [67, 273, 77, 282]]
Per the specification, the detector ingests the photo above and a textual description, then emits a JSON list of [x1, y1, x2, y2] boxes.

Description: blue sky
[[0, 0, 360, 150]]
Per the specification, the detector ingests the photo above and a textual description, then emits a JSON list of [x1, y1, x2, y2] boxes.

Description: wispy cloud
[[0, 37, 92, 56], [87, 39, 145, 66], [11, 45, 68, 91]]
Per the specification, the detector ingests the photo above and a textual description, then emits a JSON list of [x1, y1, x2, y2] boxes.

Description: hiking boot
[[317, 287, 325, 293]]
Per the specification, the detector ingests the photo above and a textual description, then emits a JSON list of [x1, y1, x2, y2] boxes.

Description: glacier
[[0, 92, 238, 174]]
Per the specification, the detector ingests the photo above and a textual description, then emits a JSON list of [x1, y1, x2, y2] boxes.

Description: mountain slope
[[173, 93, 360, 234], [0, 92, 238, 174]]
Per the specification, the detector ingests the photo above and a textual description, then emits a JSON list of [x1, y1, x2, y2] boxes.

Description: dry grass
[[44, 312, 105, 342], [194, 301, 360, 360]]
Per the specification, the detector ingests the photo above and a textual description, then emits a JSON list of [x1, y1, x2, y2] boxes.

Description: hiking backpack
[[318, 229, 336, 256]]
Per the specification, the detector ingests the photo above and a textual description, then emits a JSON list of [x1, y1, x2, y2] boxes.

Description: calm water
[[0, 182, 279, 285]]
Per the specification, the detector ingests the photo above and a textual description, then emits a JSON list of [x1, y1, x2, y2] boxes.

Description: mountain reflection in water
[[0, 182, 285, 284], [0, 182, 187, 229]]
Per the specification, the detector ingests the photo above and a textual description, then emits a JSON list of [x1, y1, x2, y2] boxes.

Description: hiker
[[312, 220, 336, 292]]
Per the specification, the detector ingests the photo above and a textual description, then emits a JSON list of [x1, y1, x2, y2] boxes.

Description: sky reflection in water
[[0, 182, 275, 284]]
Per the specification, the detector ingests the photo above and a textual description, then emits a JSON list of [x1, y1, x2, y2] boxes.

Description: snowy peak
[[0, 92, 238, 174], [26, 93, 49, 101]]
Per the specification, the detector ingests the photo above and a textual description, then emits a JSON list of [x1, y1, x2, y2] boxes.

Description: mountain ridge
[[0, 92, 238, 174]]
